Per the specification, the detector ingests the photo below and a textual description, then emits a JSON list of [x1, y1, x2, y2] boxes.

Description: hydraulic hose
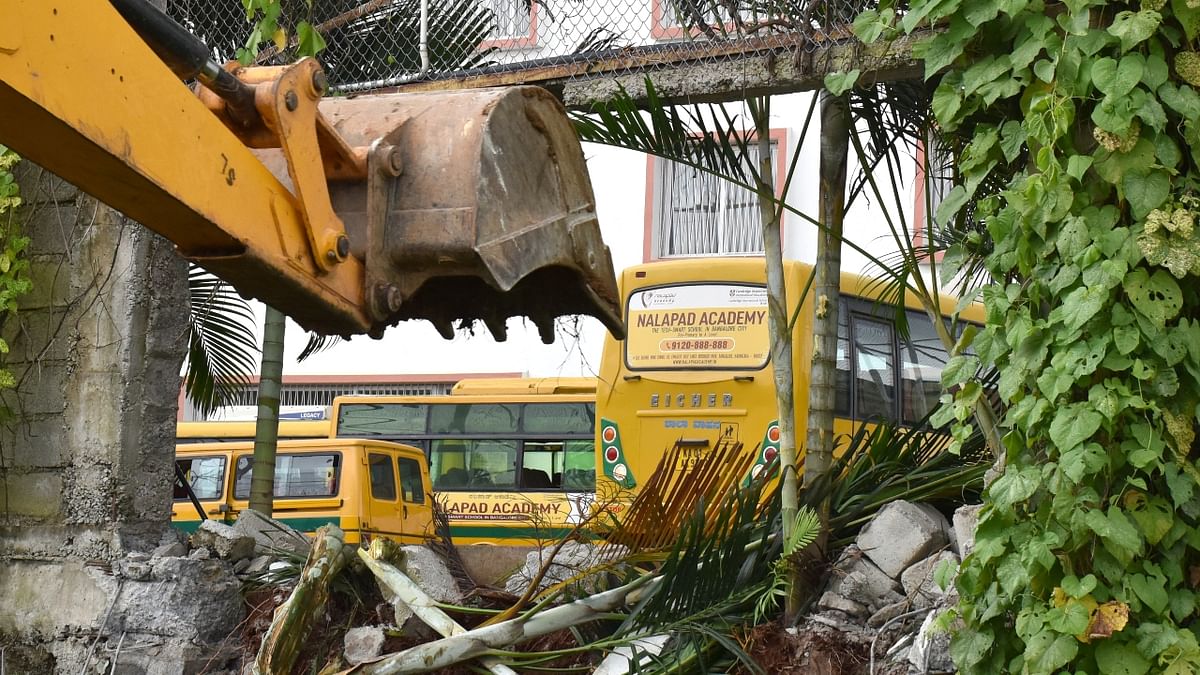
[[109, 0, 260, 128]]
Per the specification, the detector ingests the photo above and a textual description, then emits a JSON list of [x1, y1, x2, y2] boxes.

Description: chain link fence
[[166, 0, 861, 92]]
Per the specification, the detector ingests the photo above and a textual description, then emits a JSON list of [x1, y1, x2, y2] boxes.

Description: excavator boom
[[0, 0, 623, 340]]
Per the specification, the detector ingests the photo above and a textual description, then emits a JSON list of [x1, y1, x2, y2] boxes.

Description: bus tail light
[[600, 418, 636, 489], [744, 420, 781, 486]]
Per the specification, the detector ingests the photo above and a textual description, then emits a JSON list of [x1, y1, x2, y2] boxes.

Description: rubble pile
[[810, 500, 982, 675]]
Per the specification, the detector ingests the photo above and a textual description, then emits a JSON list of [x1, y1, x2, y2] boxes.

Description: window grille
[[652, 140, 776, 258], [486, 0, 532, 40]]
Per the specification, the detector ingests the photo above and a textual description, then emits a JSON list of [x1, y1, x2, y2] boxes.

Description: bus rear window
[[625, 283, 770, 371], [233, 453, 341, 499]]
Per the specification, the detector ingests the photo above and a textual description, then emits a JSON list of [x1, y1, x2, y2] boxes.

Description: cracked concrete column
[[0, 165, 242, 673]]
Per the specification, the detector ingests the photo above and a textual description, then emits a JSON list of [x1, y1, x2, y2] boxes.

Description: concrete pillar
[[0, 165, 242, 673]]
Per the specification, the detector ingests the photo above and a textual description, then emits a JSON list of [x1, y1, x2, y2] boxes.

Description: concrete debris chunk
[[191, 520, 256, 561], [344, 626, 387, 665], [829, 545, 900, 609], [232, 509, 311, 555], [818, 591, 869, 619], [152, 541, 187, 559], [856, 501, 950, 578], [953, 504, 983, 557], [901, 551, 960, 608], [907, 610, 954, 673], [378, 545, 463, 633], [867, 599, 912, 629], [504, 541, 624, 595]]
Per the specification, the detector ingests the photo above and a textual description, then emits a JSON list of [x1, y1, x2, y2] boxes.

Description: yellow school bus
[[176, 419, 331, 444], [331, 378, 596, 545], [173, 438, 434, 545], [595, 257, 984, 496]]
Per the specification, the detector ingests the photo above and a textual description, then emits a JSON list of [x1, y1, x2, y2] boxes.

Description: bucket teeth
[[534, 317, 556, 345], [483, 316, 508, 342], [432, 319, 455, 341]]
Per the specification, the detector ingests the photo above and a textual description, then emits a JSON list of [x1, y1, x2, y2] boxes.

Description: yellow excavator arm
[[0, 0, 624, 340]]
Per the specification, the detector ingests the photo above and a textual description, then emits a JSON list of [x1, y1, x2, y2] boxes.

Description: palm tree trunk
[[805, 92, 849, 498], [750, 99, 802, 622], [248, 306, 286, 514]]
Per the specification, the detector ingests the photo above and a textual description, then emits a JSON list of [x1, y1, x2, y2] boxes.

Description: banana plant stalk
[[356, 542, 518, 675], [254, 525, 353, 675], [345, 574, 661, 674]]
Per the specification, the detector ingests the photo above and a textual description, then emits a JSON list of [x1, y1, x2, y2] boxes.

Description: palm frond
[[574, 78, 759, 187], [803, 412, 990, 548], [296, 331, 344, 362], [184, 265, 259, 418]]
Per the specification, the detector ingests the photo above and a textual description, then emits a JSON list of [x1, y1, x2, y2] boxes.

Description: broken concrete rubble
[[382, 544, 464, 634], [901, 550, 960, 608], [855, 500, 951, 578], [232, 508, 311, 556], [344, 625, 387, 665], [504, 540, 625, 595], [953, 503, 983, 557], [908, 609, 955, 673], [191, 519, 257, 561], [830, 545, 902, 611], [810, 501, 977, 674]]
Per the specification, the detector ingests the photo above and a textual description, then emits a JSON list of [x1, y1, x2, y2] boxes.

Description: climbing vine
[[0, 147, 30, 401], [842, 0, 1200, 671]]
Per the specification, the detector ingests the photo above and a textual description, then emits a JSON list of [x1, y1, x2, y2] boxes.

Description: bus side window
[[431, 440, 468, 489], [174, 456, 225, 500], [852, 316, 897, 420], [563, 440, 595, 491], [834, 301, 852, 417], [900, 312, 950, 423], [397, 457, 426, 504], [520, 441, 560, 490], [368, 453, 397, 501]]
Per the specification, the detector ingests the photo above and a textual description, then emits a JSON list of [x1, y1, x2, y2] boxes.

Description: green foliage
[[0, 147, 32, 405], [852, 0, 1200, 668], [184, 266, 259, 418], [236, 0, 287, 63], [754, 506, 821, 623]]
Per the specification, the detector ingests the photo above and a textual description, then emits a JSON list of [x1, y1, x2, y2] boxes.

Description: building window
[[651, 0, 759, 40], [913, 135, 955, 253], [646, 132, 785, 260], [481, 0, 536, 48]]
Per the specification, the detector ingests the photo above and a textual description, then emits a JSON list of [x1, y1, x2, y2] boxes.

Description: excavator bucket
[[318, 87, 624, 342]]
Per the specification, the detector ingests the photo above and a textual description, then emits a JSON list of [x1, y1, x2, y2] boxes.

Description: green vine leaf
[[1050, 405, 1105, 451], [1108, 10, 1162, 51], [1123, 268, 1183, 325]]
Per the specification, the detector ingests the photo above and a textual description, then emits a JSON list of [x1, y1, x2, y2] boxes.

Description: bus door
[[363, 450, 405, 541], [397, 452, 433, 540]]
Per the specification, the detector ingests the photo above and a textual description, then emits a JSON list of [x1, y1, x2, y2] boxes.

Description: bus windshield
[[625, 282, 770, 371]]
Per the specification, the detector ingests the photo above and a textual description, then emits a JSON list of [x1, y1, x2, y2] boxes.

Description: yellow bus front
[[596, 257, 982, 500]]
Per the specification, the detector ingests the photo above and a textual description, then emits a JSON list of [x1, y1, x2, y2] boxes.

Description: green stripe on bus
[[448, 525, 574, 539], [172, 516, 339, 534]]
